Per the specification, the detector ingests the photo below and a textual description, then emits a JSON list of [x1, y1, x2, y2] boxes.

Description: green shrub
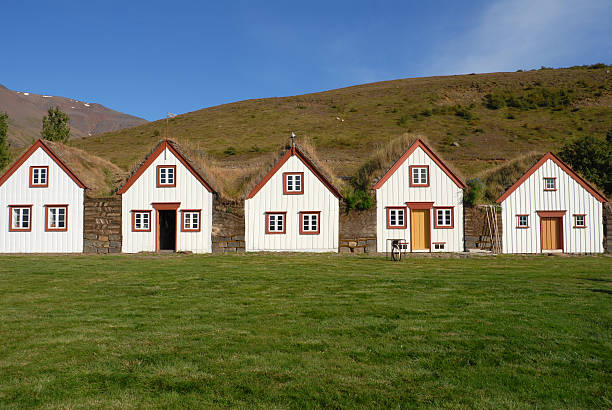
[[344, 189, 374, 212], [464, 178, 484, 206], [223, 146, 237, 156], [558, 135, 611, 195]]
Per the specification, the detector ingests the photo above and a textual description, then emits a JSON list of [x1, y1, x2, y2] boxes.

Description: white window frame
[[133, 211, 151, 232], [30, 167, 48, 186], [387, 208, 406, 228], [182, 210, 201, 232], [10, 206, 32, 231], [435, 208, 453, 228], [266, 213, 286, 234], [410, 166, 429, 186], [157, 166, 176, 186], [517, 214, 529, 228], [300, 212, 320, 234], [46, 206, 68, 231]]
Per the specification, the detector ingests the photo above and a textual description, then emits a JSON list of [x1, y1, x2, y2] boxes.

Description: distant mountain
[[0, 83, 147, 147]]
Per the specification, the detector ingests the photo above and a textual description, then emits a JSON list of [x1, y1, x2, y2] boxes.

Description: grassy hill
[[72, 65, 612, 197]]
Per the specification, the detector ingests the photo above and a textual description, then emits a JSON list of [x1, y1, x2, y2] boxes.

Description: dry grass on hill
[[476, 152, 544, 202], [41, 141, 126, 197]]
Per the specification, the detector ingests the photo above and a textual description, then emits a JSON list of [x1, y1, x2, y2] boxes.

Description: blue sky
[[2, 0, 611, 121]]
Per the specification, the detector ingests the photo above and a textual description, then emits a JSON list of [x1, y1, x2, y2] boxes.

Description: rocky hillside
[[0, 83, 147, 147]]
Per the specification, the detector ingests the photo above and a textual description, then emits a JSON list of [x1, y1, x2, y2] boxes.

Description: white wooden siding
[[0, 147, 84, 253], [121, 147, 213, 253], [500, 158, 603, 253], [376, 146, 464, 252], [245, 155, 339, 252]]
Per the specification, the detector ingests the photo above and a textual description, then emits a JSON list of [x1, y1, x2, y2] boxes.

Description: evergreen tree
[[42, 106, 70, 142], [0, 111, 10, 170]]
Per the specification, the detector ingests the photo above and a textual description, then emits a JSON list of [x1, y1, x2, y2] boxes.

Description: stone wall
[[339, 208, 377, 253], [604, 203, 612, 253], [212, 201, 245, 252], [464, 206, 503, 252], [84, 196, 122, 254]]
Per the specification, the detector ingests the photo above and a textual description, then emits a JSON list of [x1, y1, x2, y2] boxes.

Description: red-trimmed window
[[30, 166, 49, 187], [266, 212, 286, 234], [132, 210, 152, 232], [300, 211, 320, 234], [181, 210, 201, 232], [9, 205, 32, 232], [157, 165, 176, 187], [434, 207, 453, 229], [544, 177, 556, 191], [283, 172, 304, 194], [516, 214, 529, 228], [409, 166, 429, 187], [45, 205, 68, 231], [573, 214, 586, 228], [387, 207, 407, 229]]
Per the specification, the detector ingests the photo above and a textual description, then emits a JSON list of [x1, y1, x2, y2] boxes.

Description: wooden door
[[411, 209, 430, 250], [541, 217, 562, 250]]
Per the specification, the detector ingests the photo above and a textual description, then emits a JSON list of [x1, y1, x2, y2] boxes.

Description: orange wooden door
[[541, 217, 562, 250], [411, 209, 430, 250]]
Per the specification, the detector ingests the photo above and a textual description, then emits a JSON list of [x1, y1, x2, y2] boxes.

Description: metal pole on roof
[[291, 132, 296, 147]]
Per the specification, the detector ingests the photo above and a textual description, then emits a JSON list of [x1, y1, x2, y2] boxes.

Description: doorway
[[158, 210, 176, 251], [411, 209, 430, 251], [541, 217, 562, 251]]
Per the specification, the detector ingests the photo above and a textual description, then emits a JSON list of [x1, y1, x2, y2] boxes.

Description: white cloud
[[432, 0, 611, 75]]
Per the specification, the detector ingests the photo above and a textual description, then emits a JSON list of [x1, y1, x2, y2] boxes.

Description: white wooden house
[[0, 139, 86, 253], [373, 139, 466, 253], [496, 152, 607, 253], [117, 140, 215, 253], [245, 145, 342, 252]]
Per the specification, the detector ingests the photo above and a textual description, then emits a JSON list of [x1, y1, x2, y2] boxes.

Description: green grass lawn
[[0, 254, 610, 408]]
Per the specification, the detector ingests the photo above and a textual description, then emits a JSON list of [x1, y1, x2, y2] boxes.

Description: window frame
[[131, 210, 152, 232], [409, 165, 430, 187], [156, 165, 177, 188], [29, 166, 49, 188], [283, 172, 304, 195], [9, 205, 33, 232], [516, 214, 529, 229], [300, 211, 321, 235], [543, 177, 557, 191], [433, 242, 446, 250], [433, 207, 454, 229], [386, 206, 407, 229], [181, 209, 202, 232], [573, 214, 586, 228], [44, 204, 68, 232], [265, 212, 287, 234]]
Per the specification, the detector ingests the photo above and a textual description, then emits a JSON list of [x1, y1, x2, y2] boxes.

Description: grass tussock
[[238, 137, 343, 200], [476, 152, 543, 202], [44, 141, 127, 197]]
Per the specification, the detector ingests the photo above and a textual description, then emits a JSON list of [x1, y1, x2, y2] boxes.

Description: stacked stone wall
[[339, 208, 377, 253], [464, 206, 503, 251], [84, 196, 122, 254], [212, 201, 246, 252]]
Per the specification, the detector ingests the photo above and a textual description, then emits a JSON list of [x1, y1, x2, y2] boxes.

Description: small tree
[[42, 106, 70, 142], [0, 111, 10, 170], [558, 135, 612, 196]]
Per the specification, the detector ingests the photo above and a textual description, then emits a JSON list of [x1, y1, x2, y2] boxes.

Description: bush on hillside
[[464, 178, 484, 207], [483, 87, 574, 111], [558, 135, 612, 195], [344, 189, 374, 212]]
